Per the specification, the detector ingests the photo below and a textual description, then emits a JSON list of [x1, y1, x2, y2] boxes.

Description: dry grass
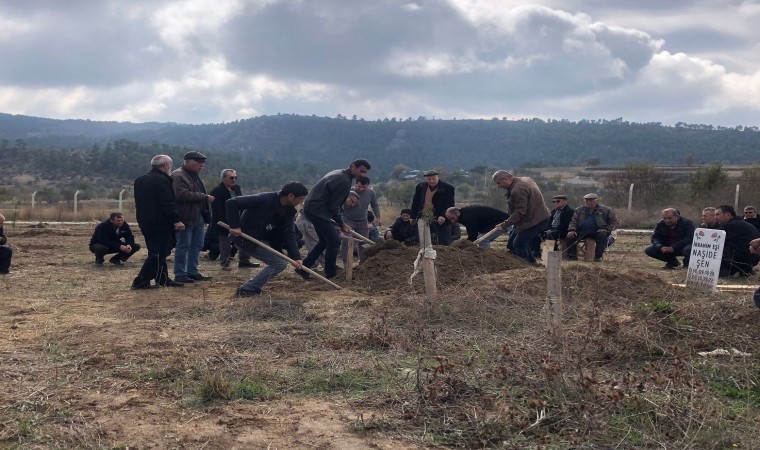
[[0, 224, 758, 448]]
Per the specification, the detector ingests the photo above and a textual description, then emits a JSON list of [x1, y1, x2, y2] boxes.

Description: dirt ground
[[1, 225, 759, 449]]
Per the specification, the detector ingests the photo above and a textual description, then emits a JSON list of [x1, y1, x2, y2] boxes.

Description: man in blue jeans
[[226, 182, 309, 297], [492, 170, 551, 264], [172, 151, 215, 283]]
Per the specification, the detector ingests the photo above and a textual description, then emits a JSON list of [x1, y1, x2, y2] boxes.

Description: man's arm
[[172, 172, 209, 203]]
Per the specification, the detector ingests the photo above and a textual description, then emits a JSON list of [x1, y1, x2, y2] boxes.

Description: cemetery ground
[[1, 224, 759, 449]]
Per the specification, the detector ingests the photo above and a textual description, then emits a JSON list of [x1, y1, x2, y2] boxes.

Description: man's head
[[552, 195, 568, 209], [400, 208, 412, 221], [151, 154, 173, 174], [279, 182, 309, 207], [661, 208, 680, 227], [492, 170, 514, 189], [221, 169, 237, 188], [445, 207, 461, 223], [349, 159, 371, 178], [583, 193, 599, 208], [715, 204, 737, 225], [183, 151, 208, 173], [344, 190, 360, 208], [355, 176, 370, 193], [423, 170, 440, 188], [701, 207, 716, 226], [744, 206, 757, 218]]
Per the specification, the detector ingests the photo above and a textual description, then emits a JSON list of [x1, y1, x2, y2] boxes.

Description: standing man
[[410, 170, 456, 245], [742, 206, 760, 231], [644, 208, 696, 269], [89, 212, 141, 265], [209, 169, 257, 270], [566, 193, 618, 262], [0, 213, 12, 275], [226, 182, 309, 297], [299, 159, 371, 279], [444, 205, 509, 248], [132, 155, 186, 289], [714, 204, 760, 277], [340, 176, 380, 261], [492, 170, 551, 263], [172, 151, 214, 284], [544, 195, 575, 251]]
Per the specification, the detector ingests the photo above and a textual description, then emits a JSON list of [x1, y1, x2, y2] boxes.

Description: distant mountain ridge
[[2, 113, 759, 175]]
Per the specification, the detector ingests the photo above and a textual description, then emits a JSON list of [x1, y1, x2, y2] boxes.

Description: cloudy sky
[[1, 0, 759, 126]]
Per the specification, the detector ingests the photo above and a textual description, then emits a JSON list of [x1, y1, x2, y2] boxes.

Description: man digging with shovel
[[225, 182, 309, 297]]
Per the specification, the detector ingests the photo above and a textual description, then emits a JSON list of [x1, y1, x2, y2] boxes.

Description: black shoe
[[109, 256, 123, 265], [0, 270, 12, 275], [95, 258, 105, 265], [663, 261, 680, 269], [175, 276, 195, 283], [220, 258, 231, 270], [238, 261, 261, 268], [295, 268, 313, 280], [131, 282, 158, 290], [188, 273, 213, 281], [159, 279, 185, 287], [593, 257, 602, 262], [566, 256, 578, 261], [234, 287, 262, 298]]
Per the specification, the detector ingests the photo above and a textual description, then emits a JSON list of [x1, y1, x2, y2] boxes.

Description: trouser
[[174, 217, 205, 277], [511, 218, 550, 263], [644, 244, 689, 266], [566, 229, 608, 259], [302, 213, 341, 278], [0, 246, 12, 273], [238, 243, 288, 292], [431, 221, 453, 245], [90, 243, 141, 262], [219, 234, 250, 264], [341, 218, 368, 265], [296, 219, 325, 269], [718, 250, 759, 276], [134, 231, 173, 286]]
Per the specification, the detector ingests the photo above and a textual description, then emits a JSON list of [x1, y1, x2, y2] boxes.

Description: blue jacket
[[225, 192, 300, 260]]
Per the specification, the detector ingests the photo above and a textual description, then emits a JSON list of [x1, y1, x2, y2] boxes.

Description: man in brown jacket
[[492, 170, 551, 263]]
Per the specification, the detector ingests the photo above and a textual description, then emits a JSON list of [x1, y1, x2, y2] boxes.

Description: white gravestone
[[685, 228, 726, 293]]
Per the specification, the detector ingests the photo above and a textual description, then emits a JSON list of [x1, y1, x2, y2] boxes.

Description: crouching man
[[226, 182, 309, 297], [644, 208, 695, 269], [89, 212, 141, 265]]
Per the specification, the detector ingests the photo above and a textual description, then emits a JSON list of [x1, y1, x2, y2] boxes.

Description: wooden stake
[[546, 250, 562, 341], [346, 237, 354, 281], [418, 219, 437, 297]]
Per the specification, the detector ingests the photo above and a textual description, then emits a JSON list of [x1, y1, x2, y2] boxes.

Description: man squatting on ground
[[386, 208, 417, 245], [445, 205, 509, 248], [209, 168, 257, 270], [89, 212, 141, 265], [492, 170, 551, 263], [0, 213, 12, 275], [713, 204, 760, 277], [132, 155, 186, 289], [226, 182, 309, 297], [410, 170, 456, 245], [172, 151, 214, 284], [645, 208, 695, 269], [340, 175, 380, 263], [298, 159, 371, 280]]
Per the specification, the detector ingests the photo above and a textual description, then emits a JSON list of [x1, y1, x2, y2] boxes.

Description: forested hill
[[2, 113, 759, 176]]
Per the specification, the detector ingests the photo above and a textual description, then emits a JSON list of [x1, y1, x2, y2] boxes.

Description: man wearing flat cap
[[566, 193, 618, 261], [410, 170, 456, 245], [544, 195, 575, 252], [172, 151, 215, 283]]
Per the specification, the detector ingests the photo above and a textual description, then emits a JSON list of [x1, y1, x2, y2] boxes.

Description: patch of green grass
[[709, 379, 760, 405], [230, 378, 276, 401], [17, 418, 35, 438], [294, 367, 388, 396], [636, 299, 675, 316], [196, 374, 231, 404], [136, 367, 184, 382]]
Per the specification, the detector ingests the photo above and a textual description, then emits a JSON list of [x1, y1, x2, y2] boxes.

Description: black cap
[[553, 195, 568, 200], [183, 151, 207, 162]]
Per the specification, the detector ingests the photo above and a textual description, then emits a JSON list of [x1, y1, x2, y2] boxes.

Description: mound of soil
[[352, 240, 530, 293]]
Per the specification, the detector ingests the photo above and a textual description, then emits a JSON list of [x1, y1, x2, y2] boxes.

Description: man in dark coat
[[299, 159, 371, 279], [410, 170, 456, 245], [644, 208, 696, 269], [0, 213, 12, 275], [226, 182, 309, 296], [543, 195, 575, 251], [387, 208, 418, 245], [89, 212, 141, 265], [566, 193, 618, 262], [209, 169, 256, 269], [445, 205, 509, 248], [742, 206, 760, 231], [132, 155, 186, 289], [715, 204, 760, 277]]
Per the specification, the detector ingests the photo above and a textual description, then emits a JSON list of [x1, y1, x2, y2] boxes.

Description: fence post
[[735, 184, 740, 211], [546, 251, 563, 342], [31, 191, 37, 209], [119, 189, 126, 212], [417, 219, 437, 298], [74, 190, 80, 214], [628, 183, 634, 212]]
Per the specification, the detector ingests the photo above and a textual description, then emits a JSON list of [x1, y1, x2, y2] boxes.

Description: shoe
[[295, 268, 313, 280], [188, 273, 213, 281], [109, 256, 123, 265], [0, 270, 12, 275], [159, 279, 185, 287], [175, 276, 195, 283], [593, 257, 602, 262], [238, 261, 261, 268], [662, 262, 680, 270], [95, 258, 105, 265], [566, 256, 578, 261], [131, 282, 158, 290], [234, 287, 262, 298], [220, 258, 231, 270]]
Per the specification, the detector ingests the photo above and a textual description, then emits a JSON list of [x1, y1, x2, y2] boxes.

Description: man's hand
[[120, 244, 131, 253], [206, 194, 215, 203], [567, 231, 577, 239], [660, 246, 674, 254], [341, 223, 351, 233], [751, 238, 760, 254], [174, 221, 186, 231], [292, 259, 303, 270], [229, 227, 242, 237], [437, 216, 446, 225]]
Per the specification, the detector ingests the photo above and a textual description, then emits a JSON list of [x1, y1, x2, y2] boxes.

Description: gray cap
[[423, 169, 439, 177], [583, 193, 598, 200], [183, 151, 208, 162]]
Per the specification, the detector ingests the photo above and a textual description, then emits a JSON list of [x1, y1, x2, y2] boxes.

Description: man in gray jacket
[[493, 170, 551, 263], [340, 176, 380, 262], [566, 193, 618, 261]]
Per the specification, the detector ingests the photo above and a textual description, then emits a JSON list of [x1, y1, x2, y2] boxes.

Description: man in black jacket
[[387, 208, 418, 245], [132, 155, 186, 289], [0, 213, 11, 275], [209, 169, 257, 269], [410, 170, 456, 245], [226, 182, 309, 297], [445, 205, 509, 247], [543, 195, 575, 251], [715, 204, 760, 277], [644, 208, 696, 269], [89, 212, 141, 265]]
